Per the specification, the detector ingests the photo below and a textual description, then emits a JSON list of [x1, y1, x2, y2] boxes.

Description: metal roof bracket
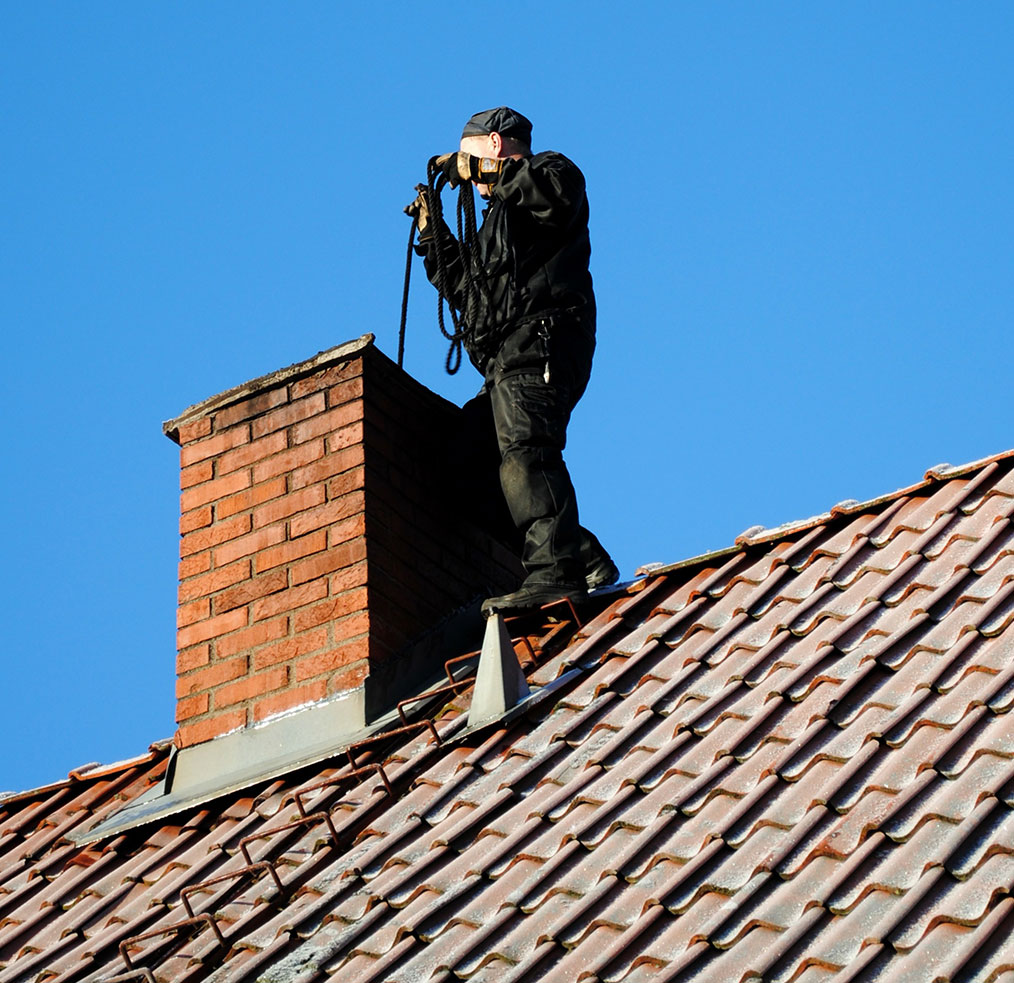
[[467, 614, 531, 728]]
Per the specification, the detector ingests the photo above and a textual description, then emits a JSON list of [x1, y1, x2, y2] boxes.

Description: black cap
[[461, 106, 533, 144]]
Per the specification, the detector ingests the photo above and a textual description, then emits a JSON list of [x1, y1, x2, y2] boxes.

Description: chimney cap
[[163, 333, 375, 443]]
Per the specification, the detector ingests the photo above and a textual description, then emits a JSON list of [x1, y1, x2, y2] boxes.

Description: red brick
[[213, 569, 288, 615], [253, 680, 328, 721], [177, 608, 248, 650], [251, 392, 326, 439], [179, 560, 251, 604], [326, 422, 364, 455], [213, 525, 285, 567], [214, 667, 288, 708], [337, 609, 370, 639], [176, 644, 210, 674], [289, 444, 364, 491], [181, 469, 251, 512], [216, 477, 287, 520], [175, 655, 248, 698], [177, 597, 210, 629], [326, 466, 365, 500], [290, 537, 366, 586], [291, 403, 362, 445], [180, 505, 213, 535], [179, 552, 212, 579], [175, 692, 209, 722], [255, 530, 327, 572], [253, 439, 325, 483], [329, 514, 367, 548], [180, 513, 252, 558], [177, 417, 212, 444], [217, 429, 288, 476], [327, 662, 368, 695], [252, 627, 328, 670], [180, 424, 250, 466], [214, 386, 288, 429], [293, 636, 368, 681], [215, 616, 288, 658], [327, 375, 365, 409], [251, 578, 328, 622], [181, 460, 213, 490], [290, 359, 362, 400], [294, 588, 369, 632], [175, 709, 247, 748], [252, 484, 326, 530], [289, 491, 365, 538], [329, 561, 368, 594]]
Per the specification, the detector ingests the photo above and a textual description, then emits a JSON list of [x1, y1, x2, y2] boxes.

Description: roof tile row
[[5, 453, 1014, 982]]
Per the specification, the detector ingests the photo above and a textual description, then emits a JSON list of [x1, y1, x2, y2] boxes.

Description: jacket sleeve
[[414, 218, 466, 308], [492, 152, 586, 228]]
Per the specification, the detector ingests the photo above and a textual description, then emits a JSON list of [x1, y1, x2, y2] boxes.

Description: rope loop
[[399, 158, 488, 375]]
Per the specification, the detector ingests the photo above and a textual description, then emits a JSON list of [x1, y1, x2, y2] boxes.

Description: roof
[[3, 450, 1014, 982]]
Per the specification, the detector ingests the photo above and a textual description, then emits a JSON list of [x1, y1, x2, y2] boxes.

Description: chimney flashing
[[70, 686, 382, 845], [72, 605, 494, 844]]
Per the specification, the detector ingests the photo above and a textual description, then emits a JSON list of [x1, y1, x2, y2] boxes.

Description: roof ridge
[[637, 446, 1014, 578]]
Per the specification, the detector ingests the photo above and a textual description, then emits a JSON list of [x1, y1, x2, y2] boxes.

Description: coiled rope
[[399, 157, 490, 375]]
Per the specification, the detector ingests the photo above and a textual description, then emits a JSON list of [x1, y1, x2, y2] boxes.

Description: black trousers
[[456, 320, 603, 587]]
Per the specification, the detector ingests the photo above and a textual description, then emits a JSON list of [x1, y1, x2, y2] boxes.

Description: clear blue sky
[[2, 3, 1012, 792]]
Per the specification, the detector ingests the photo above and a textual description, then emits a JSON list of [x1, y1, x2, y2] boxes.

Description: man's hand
[[404, 184, 431, 235], [435, 152, 468, 189], [435, 152, 505, 189]]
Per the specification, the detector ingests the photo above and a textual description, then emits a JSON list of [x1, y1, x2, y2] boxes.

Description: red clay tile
[[970, 519, 1014, 576], [891, 854, 1014, 952], [938, 895, 1014, 982], [7, 455, 1014, 983]]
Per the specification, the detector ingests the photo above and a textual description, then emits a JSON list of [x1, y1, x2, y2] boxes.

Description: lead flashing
[[71, 688, 373, 845]]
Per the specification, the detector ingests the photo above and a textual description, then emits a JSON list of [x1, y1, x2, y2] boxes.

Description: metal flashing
[[451, 667, 583, 745], [467, 615, 531, 728], [71, 687, 377, 844], [636, 543, 742, 578]]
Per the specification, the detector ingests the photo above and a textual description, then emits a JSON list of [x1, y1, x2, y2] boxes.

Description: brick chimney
[[164, 335, 522, 749]]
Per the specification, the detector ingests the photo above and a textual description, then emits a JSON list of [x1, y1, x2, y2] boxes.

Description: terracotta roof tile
[[6, 454, 1014, 981]]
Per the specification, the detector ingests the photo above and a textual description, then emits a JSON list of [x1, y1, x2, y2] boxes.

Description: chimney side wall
[[357, 352, 523, 704], [174, 357, 370, 747]]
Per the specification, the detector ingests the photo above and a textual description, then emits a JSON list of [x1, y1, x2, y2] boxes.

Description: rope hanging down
[[399, 157, 491, 375]]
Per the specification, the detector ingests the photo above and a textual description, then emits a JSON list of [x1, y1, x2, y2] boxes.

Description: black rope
[[399, 158, 490, 375], [398, 214, 416, 369]]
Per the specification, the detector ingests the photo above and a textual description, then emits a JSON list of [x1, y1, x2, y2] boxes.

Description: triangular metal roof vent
[[467, 614, 531, 727]]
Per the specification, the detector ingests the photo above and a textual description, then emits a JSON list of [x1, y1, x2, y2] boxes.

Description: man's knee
[[499, 445, 571, 524]]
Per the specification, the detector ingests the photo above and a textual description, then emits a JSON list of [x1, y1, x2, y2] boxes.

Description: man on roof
[[407, 106, 617, 616]]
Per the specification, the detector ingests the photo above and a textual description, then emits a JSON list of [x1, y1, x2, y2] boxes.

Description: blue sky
[[2, 3, 1012, 792]]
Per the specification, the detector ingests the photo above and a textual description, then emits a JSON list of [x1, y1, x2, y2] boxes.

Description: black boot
[[481, 581, 585, 617], [580, 528, 619, 590]]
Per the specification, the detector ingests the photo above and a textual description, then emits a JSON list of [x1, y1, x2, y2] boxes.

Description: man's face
[[459, 134, 495, 159]]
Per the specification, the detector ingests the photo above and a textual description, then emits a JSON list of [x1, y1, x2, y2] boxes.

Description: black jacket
[[417, 150, 596, 379]]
